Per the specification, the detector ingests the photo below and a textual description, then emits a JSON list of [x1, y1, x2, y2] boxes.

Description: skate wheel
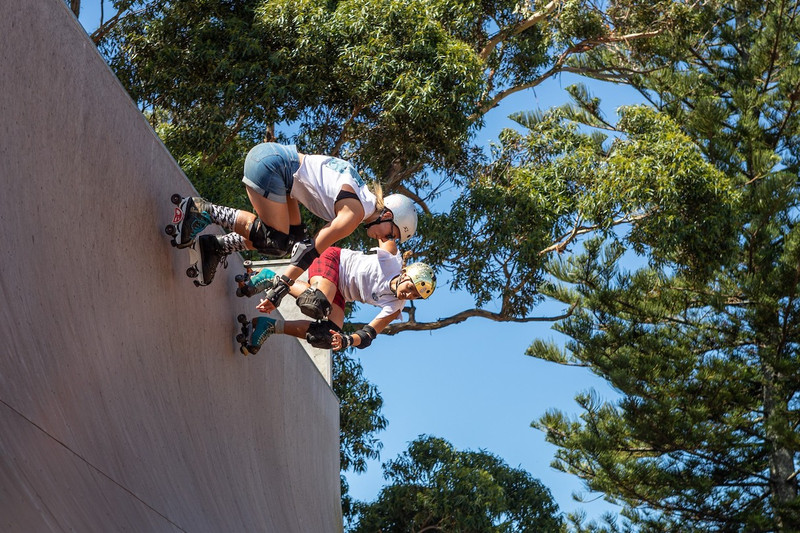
[[171, 193, 182, 205], [237, 314, 247, 324], [187, 266, 198, 278], [165, 224, 176, 236], [236, 333, 246, 343], [170, 239, 177, 248], [243, 260, 253, 268], [236, 288, 244, 297], [234, 274, 247, 283]]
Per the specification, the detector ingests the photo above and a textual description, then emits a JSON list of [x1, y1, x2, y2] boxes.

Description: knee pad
[[288, 223, 308, 246], [296, 287, 332, 320], [306, 320, 340, 349], [249, 219, 290, 256], [290, 239, 321, 270]]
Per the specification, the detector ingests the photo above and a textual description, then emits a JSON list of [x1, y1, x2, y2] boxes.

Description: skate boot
[[197, 234, 229, 286], [246, 316, 277, 355], [175, 196, 213, 248], [236, 267, 277, 297]]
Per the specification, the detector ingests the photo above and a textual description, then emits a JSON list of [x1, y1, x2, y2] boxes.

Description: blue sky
[[343, 82, 643, 523], [75, 3, 646, 524]]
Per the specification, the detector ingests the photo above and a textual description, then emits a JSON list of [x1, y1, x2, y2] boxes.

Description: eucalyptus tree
[[350, 436, 564, 532]]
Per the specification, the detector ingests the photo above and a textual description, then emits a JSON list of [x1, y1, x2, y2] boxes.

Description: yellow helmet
[[405, 262, 436, 299]]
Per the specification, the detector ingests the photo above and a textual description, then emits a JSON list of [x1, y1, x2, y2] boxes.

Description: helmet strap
[[363, 208, 392, 229], [390, 275, 402, 298]]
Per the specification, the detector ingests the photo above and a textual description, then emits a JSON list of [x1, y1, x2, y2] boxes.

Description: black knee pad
[[288, 223, 308, 246], [296, 287, 332, 320], [306, 320, 340, 349], [249, 219, 290, 256]]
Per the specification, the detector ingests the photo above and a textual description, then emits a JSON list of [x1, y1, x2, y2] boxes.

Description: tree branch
[[539, 211, 650, 255], [350, 304, 577, 335], [472, 30, 663, 120], [90, 7, 138, 44], [478, 0, 561, 61]]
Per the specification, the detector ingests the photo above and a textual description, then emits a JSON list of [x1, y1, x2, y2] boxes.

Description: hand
[[257, 298, 276, 313], [330, 330, 344, 351]]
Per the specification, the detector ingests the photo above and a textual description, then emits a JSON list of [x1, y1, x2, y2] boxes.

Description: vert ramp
[[0, 1, 342, 531]]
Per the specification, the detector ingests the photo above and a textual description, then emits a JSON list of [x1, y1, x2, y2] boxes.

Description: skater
[[237, 238, 436, 355], [173, 142, 418, 301]]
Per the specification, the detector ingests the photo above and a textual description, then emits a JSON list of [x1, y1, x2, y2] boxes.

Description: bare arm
[[331, 310, 402, 351], [284, 191, 364, 280]]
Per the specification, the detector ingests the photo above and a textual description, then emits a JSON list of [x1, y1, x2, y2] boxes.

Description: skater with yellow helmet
[[237, 236, 436, 355]]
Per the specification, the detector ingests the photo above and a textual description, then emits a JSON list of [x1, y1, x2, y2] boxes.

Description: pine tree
[[530, 0, 800, 529]]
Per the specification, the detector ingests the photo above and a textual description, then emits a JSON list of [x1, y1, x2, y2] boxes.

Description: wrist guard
[[262, 275, 293, 307], [290, 239, 320, 270], [340, 325, 377, 350]]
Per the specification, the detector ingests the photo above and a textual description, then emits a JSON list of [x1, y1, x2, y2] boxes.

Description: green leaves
[[418, 98, 740, 320], [351, 436, 563, 532]]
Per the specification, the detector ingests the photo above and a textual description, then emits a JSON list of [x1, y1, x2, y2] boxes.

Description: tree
[[93, 0, 679, 262], [333, 353, 388, 522], [350, 435, 564, 532], [524, 0, 800, 529]]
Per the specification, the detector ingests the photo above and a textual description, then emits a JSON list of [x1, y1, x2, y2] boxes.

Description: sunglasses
[[385, 221, 400, 240]]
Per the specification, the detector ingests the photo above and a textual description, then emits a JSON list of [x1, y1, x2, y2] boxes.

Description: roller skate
[[196, 234, 229, 286], [164, 194, 213, 249], [236, 315, 277, 355], [235, 266, 277, 297]]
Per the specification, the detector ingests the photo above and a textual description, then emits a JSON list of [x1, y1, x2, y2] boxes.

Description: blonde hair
[[371, 181, 385, 211], [402, 250, 414, 268]]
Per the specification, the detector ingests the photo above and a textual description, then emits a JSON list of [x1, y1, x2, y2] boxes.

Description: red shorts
[[307, 247, 346, 310]]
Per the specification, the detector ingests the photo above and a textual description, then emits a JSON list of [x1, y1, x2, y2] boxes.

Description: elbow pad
[[354, 325, 377, 350]]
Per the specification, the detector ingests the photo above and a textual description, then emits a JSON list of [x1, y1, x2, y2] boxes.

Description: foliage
[[332, 351, 388, 522], [349, 435, 564, 532], [528, 0, 800, 530], [415, 104, 739, 327], [91, 0, 676, 201]]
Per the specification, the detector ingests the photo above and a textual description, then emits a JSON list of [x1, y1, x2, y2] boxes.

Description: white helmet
[[384, 194, 417, 243]]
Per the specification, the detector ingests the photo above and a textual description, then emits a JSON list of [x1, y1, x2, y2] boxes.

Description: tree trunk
[[762, 362, 798, 530]]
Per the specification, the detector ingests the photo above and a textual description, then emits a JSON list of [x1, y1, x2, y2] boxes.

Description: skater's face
[[367, 218, 400, 242], [395, 276, 421, 300]]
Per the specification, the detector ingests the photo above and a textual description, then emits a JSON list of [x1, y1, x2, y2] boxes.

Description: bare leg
[[287, 196, 302, 226], [246, 185, 291, 233]]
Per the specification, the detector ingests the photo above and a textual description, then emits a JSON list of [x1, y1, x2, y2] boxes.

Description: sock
[[207, 203, 239, 231], [275, 318, 284, 335], [218, 232, 248, 254]]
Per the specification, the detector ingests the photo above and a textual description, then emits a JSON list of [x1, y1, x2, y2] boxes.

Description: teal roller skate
[[236, 315, 277, 355], [235, 267, 277, 297]]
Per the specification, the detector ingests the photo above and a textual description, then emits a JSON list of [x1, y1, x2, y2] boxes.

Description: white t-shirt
[[338, 248, 404, 321], [291, 155, 377, 221]]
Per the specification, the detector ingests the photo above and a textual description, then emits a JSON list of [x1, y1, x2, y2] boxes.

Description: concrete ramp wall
[[0, 1, 342, 531]]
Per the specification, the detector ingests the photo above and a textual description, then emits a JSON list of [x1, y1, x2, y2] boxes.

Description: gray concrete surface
[[0, 1, 342, 531]]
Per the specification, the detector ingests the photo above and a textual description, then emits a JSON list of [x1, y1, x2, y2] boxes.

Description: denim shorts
[[241, 143, 299, 203]]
